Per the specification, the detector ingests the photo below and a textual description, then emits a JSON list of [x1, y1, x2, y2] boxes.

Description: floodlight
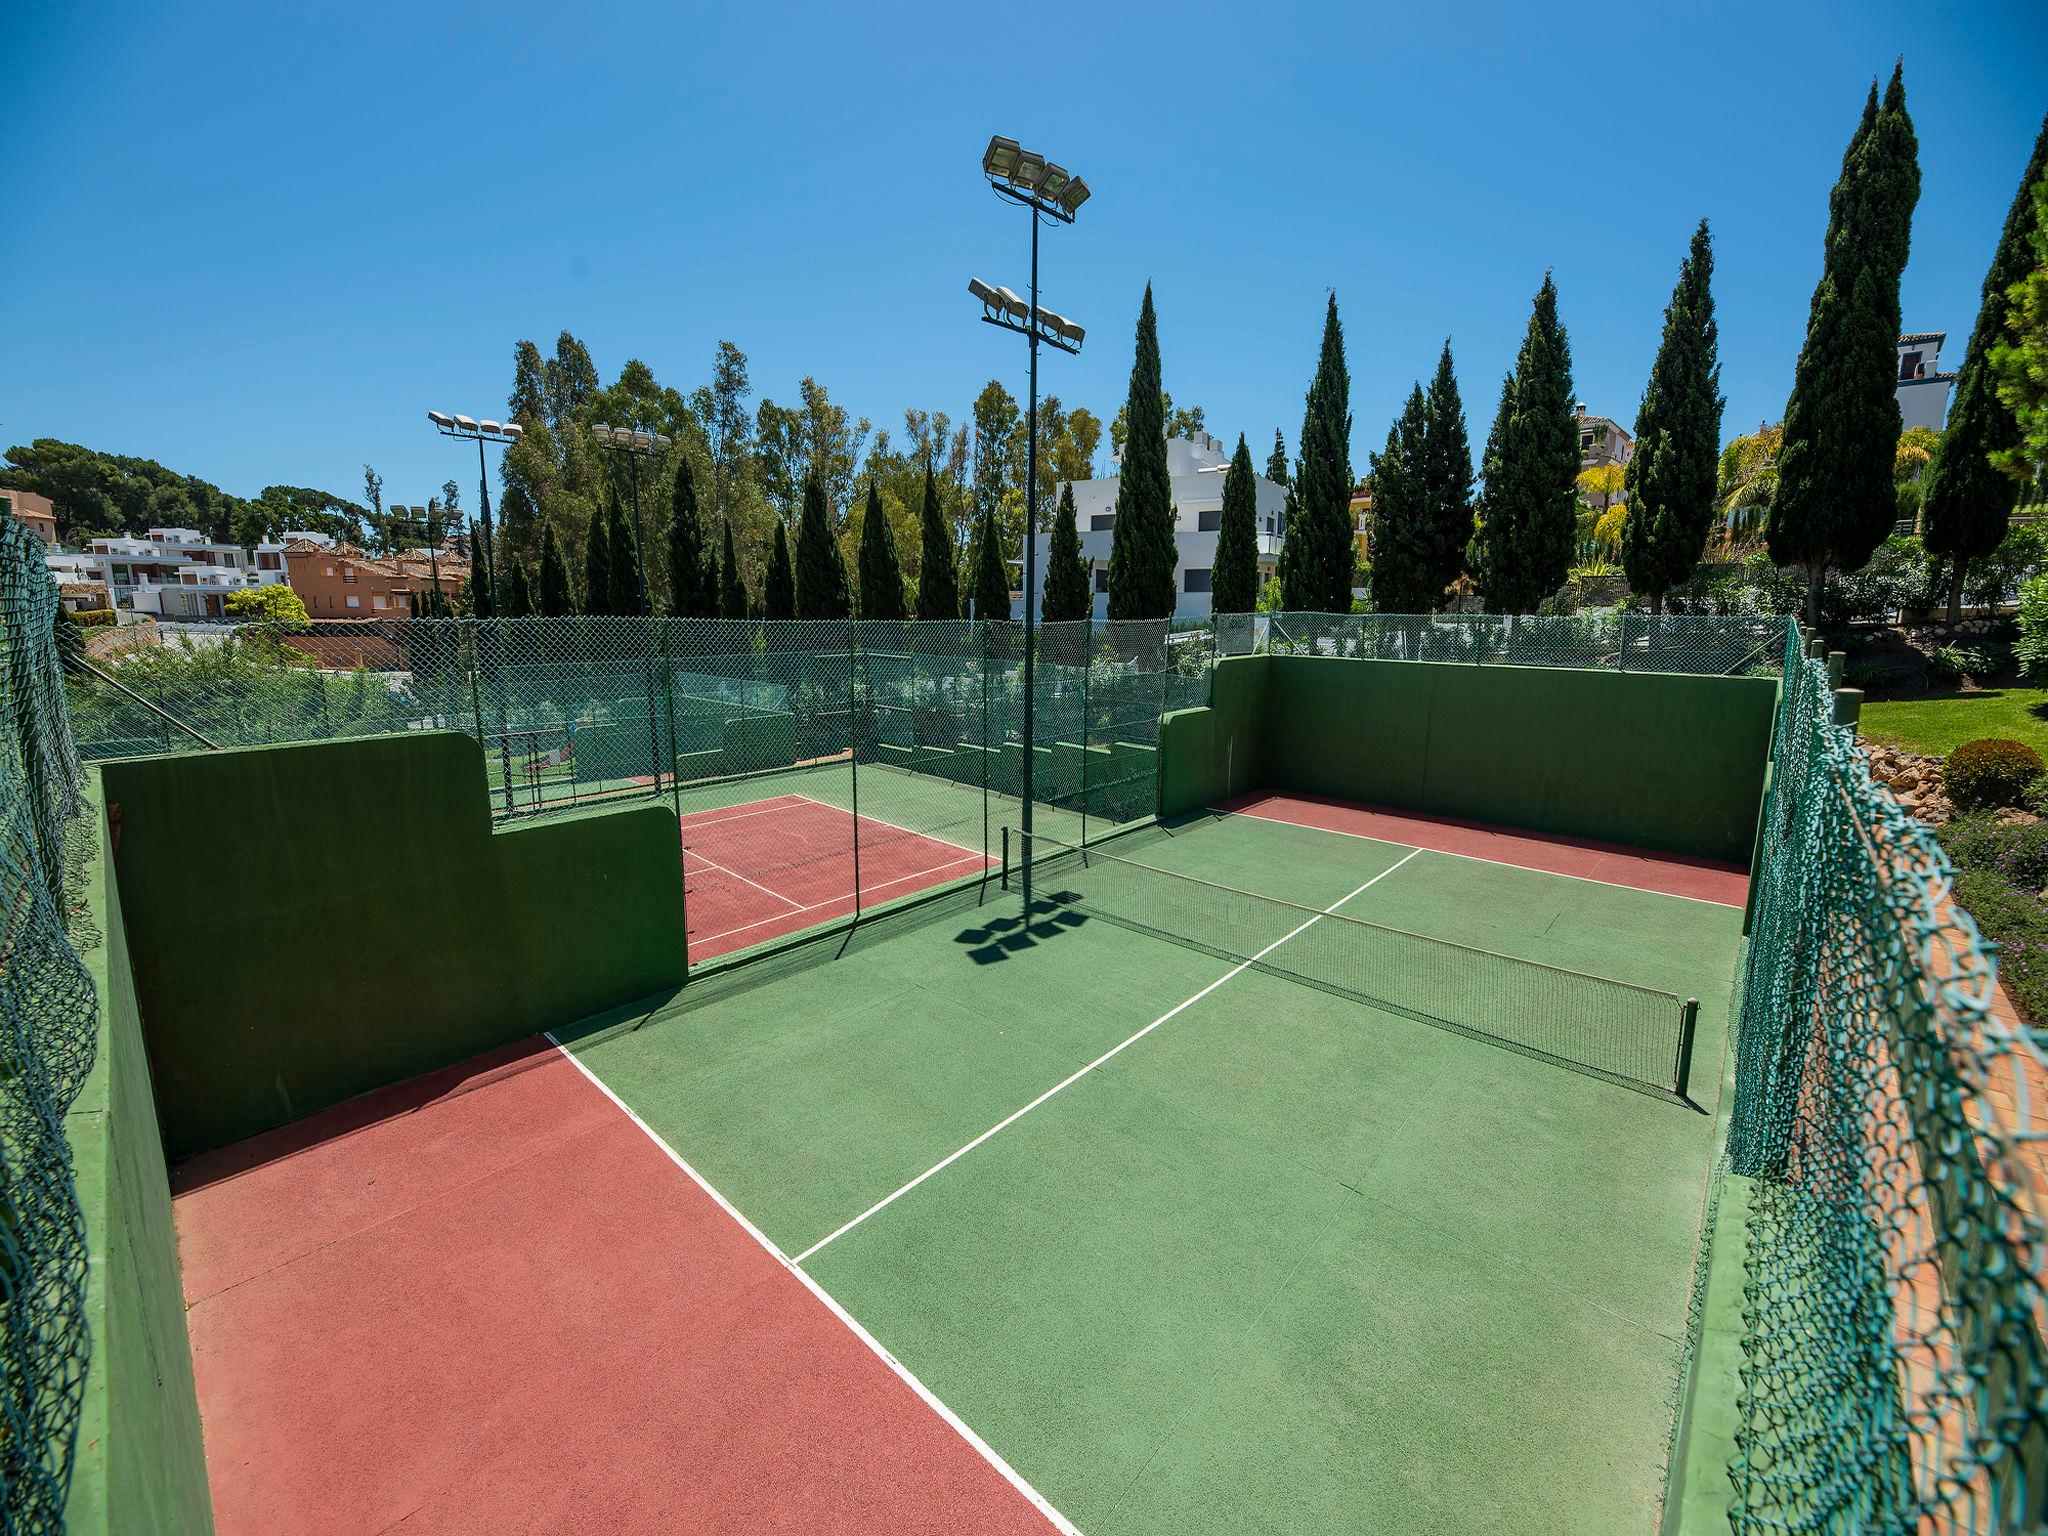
[[454, 414, 478, 432], [653, 434, 672, 452], [968, 276, 999, 308], [479, 420, 502, 435], [501, 423, 524, 440], [428, 410, 455, 428], [983, 135, 1020, 178], [994, 285, 1027, 319], [1058, 317, 1085, 346], [1011, 150, 1045, 190], [1059, 177, 1091, 216], [632, 432, 654, 451], [1037, 163, 1070, 201]]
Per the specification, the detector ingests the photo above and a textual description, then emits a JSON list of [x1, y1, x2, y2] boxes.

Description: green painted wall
[[102, 732, 688, 1159], [66, 778, 216, 1535], [1158, 655, 1773, 862]]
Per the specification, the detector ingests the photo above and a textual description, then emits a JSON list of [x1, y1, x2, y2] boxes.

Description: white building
[[1026, 433, 1287, 618], [1897, 332, 1957, 433], [42, 525, 327, 616]]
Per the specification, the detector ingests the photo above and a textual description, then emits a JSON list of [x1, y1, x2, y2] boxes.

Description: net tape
[[1729, 622, 2048, 1534], [1006, 826, 1695, 1098], [1, 518, 95, 1534]]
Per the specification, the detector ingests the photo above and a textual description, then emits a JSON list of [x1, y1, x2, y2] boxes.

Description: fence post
[[1080, 609, 1092, 848], [849, 614, 861, 925]]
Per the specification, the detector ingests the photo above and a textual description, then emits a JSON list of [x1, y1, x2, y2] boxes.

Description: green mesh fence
[[1265, 610, 1789, 675], [0, 519, 95, 1534], [1728, 620, 2048, 1532]]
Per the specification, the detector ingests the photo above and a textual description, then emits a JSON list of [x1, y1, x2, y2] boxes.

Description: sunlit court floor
[[172, 794, 1748, 1536]]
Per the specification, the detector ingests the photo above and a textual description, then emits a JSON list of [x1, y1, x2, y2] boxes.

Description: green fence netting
[[1729, 620, 2048, 1533], [1263, 610, 1790, 675], [0, 518, 95, 1535]]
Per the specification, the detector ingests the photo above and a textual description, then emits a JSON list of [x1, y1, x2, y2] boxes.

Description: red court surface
[[171, 1038, 1062, 1536], [682, 793, 989, 961], [1216, 790, 1751, 906]]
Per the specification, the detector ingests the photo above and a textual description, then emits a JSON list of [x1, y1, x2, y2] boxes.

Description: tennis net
[[1002, 828, 1699, 1099]]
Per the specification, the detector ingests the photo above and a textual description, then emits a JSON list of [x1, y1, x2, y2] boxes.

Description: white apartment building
[[44, 526, 327, 617], [1026, 433, 1288, 619], [1897, 332, 1956, 433]]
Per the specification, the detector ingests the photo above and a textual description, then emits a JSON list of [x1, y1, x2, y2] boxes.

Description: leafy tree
[[1266, 429, 1290, 487], [538, 522, 574, 617], [1717, 424, 1784, 537], [1044, 400, 1102, 486], [717, 521, 748, 619], [581, 497, 613, 615], [794, 471, 851, 620], [223, 584, 309, 626], [1916, 112, 2048, 618], [764, 520, 796, 620], [1042, 482, 1091, 621], [545, 330, 600, 433], [1107, 283, 1178, 619], [1212, 435, 1261, 614], [506, 554, 535, 618], [969, 506, 1009, 620], [857, 479, 907, 620], [1622, 220, 1725, 611], [972, 379, 1023, 558], [509, 340, 548, 426], [1280, 294, 1357, 612], [667, 453, 715, 617], [1469, 275, 1579, 613], [1769, 68, 1921, 622], [1990, 168, 2048, 489], [1368, 386, 1435, 612], [915, 458, 959, 620], [608, 491, 641, 615]]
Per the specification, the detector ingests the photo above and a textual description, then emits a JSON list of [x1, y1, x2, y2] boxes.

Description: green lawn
[[1861, 688, 2048, 757]]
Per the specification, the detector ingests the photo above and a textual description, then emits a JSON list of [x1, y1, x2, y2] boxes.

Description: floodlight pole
[[430, 414, 519, 813]]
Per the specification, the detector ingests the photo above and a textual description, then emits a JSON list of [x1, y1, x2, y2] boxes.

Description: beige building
[[1574, 404, 1634, 472], [4, 489, 59, 548], [285, 541, 467, 618]]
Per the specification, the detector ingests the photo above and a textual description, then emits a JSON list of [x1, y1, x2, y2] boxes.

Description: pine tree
[[1468, 275, 1579, 613], [1212, 435, 1260, 614], [969, 507, 1009, 620], [915, 457, 959, 621], [667, 454, 715, 617], [717, 521, 748, 619], [856, 479, 907, 620], [538, 522, 573, 618], [580, 501, 613, 615], [1281, 293, 1356, 611], [1106, 283, 1177, 619], [607, 491, 641, 616], [1368, 386, 1434, 612], [1042, 482, 1091, 621], [507, 554, 535, 618], [1266, 429, 1290, 487], [764, 521, 796, 620], [1770, 68, 1921, 622], [794, 471, 851, 621], [1419, 341, 1476, 606], [1622, 220, 1725, 612], [1924, 112, 2048, 620]]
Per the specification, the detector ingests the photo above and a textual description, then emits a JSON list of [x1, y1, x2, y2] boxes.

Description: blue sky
[[4, 1, 2044, 512]]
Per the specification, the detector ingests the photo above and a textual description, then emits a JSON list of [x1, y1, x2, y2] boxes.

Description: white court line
[[689, 850, 991, 948], [1220, 803, 1743, 909], [685, 847, 807, 914], [791, 847, 1424, 1265], [791, 793, 986, 861], [678, 794, 810, 829], [544, 1036, 1081, 1535]]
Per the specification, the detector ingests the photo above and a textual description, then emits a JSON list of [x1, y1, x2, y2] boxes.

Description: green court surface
[[555, 810, 1743, 1535]]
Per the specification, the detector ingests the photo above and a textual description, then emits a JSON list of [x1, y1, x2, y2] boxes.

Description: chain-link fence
[[0, 519, 95, 1535], [1727, 621, 2048, 1533], [1262, 610, 1790, 675]]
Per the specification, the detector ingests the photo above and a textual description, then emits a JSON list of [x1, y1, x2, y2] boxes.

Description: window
[[1094, 567, 1109, 594], [1089, 513, 1116, 531], [1183, 568, 1212, 593], [1899, 350, 1923, 382], [1265, 516, 1275, 533], [324, 566, 335, 577], [1196, 509, 1222, 531], [1579, 431, 1594, 451], [373, 594, 388, 611], [343, 568, 357, 583], [346, 595, 360, 609]]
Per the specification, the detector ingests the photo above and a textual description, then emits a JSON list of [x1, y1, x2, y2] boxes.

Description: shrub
[[1941, 814, 2048, 889], [1945, 737, 2047, 811], [60, 608, 117, 628], [1924, 643, 1996, 684], [2027, 777, 2048, 819], [1955, 868, 2048, 1022], [2018, 571, 2048, 677]]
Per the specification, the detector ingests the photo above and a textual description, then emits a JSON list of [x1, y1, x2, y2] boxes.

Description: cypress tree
[[1622, 220, 1726, 612], [667, 454, 715, 617], [1367, 385, 1433, 612], [794, 470, 850, 620], [1212, 434, 1261, 614], [717, 520, 747, 619], [538, 522, 573, 618], [856, 479, 907, 620], [1281, 293, 1356, 611], [507, 554, 535, 618], [1770, 68, 1921, 621], [1924, 111, 2048, 621], [1266, 429, 1290, 487], [468, 520, 495, 618], [608, 491, 641, 616], [915, 457, 959, 621], [1042, 482, 1091, 622], [1469, 275, 1579, 613], [1419, 341, 1475, 606], [969, 506, 1010, 620], [580, 501, 613, 615], [1106, 283, 1177, 619], [764, 521, 796, 620]]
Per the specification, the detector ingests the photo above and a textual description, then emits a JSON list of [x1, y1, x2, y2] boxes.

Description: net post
[[849, 613, 861, 924], [1675, 998, 1700, 1102]]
